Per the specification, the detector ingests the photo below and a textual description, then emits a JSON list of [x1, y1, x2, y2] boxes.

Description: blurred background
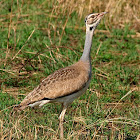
[[0, 0, 140, 139]]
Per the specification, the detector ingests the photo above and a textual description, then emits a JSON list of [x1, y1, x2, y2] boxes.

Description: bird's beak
[[98, 12, 108, 18]]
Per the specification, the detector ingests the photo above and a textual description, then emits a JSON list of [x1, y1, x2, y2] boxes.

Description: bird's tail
[[13, 104, 27, 111]]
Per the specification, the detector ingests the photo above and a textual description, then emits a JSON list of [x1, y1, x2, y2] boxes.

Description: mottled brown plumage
[[19, 60, 90, 110]]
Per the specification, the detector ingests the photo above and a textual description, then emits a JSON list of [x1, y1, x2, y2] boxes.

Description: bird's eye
[[90, 15, 95, 18]]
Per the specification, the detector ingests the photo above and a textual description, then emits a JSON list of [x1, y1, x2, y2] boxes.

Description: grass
[[0, 0, 140, 139]]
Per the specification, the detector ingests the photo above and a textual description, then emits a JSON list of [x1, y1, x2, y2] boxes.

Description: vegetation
[[0, 0, 139, 139]]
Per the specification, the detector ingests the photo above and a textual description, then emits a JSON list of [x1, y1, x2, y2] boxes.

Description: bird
[[17, 12, 107, 139]]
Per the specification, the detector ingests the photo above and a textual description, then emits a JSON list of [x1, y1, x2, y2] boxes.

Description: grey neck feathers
[[80, 26, 95, 62]]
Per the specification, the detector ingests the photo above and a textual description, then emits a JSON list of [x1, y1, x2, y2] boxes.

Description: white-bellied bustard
[[17, 12, 107, 139]]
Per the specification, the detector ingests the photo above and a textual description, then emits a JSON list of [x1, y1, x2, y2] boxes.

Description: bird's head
[[85, 12, 107, 31]]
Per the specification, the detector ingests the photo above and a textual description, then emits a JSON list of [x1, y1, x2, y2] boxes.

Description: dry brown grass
[[0, 0, 139, 139], [0, 0, 139, 31], [57, 0, 140, 31], [1, 0, 139, 66]]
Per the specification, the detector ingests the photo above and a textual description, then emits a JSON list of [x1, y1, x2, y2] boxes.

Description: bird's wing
[[19, 61, 90, 108]]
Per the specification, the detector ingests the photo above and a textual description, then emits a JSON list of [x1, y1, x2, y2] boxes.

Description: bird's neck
[[80, 27, 95, 62]]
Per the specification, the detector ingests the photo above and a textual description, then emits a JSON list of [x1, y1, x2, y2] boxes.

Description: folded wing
[[19, 61, 90, 109]]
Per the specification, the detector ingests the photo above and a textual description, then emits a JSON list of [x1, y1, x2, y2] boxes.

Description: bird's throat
[[80, 28, 94, 62]]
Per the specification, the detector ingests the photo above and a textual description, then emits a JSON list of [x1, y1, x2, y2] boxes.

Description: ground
[[0, 0, 140, 139]]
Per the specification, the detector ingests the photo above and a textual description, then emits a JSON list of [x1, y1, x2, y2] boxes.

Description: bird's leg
[[59, 104, 67, 140]]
